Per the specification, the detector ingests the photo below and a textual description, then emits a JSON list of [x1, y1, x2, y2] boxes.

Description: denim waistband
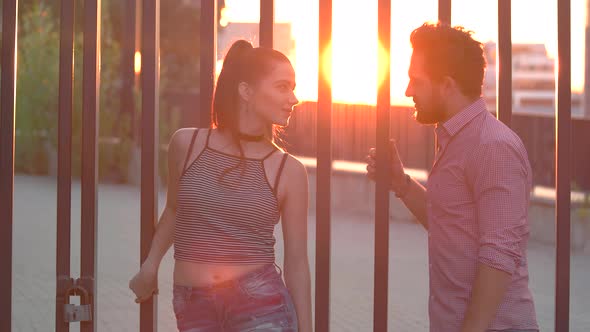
[[173, 263, 281, 293]]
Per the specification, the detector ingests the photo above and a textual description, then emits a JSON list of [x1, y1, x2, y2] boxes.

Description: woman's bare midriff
[[173, 260, 268, 287]]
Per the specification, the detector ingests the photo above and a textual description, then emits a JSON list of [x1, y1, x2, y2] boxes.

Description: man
[[366, 22, 538, 332]]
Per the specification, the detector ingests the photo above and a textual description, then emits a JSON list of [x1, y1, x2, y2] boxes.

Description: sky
[[221, 0, 588, 105]]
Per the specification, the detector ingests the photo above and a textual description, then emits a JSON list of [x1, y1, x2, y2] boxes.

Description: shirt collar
[[435, 98, 487, 150], [441, 98, 487, 137]]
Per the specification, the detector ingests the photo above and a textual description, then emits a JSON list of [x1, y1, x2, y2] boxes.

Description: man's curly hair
[[410, 22, 486, 98]]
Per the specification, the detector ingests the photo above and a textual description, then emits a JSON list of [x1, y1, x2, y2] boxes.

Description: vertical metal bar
[[199, 0, 217, 128], [585, 1, 590, 119], [56, 0, 75, 331], [374, 0, 391, 331], [555, 0, 571, 330], [80, 0, 101, 331], [316, 0, 332, 330], [436, 0, 451, 157], [135, 0, 143, 142], [259, 0, 274, 48], [438, 0, 451, 25], [0, 1, 18, 331], [497, 0, 512, 126], [140, 0, 160, 330], [121, 0, 137, 139]]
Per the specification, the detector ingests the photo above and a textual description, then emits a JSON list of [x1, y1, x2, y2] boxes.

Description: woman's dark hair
[[211, 40, 293, 178], [212, 39, 292, 143], [410, 22, 486, 99]]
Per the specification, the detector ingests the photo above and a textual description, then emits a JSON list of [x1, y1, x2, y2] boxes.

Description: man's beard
[[413, 91, 446, 125]]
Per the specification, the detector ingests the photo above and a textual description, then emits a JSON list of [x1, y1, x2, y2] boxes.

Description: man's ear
[[238, 81, 251, 102], [440, 76, 459, 97]]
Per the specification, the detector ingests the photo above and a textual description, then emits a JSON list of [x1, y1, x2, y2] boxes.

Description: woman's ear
[[238, 81, 251, 102]]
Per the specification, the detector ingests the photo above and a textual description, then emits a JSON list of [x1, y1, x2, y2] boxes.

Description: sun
[[289, 0, 416, 106]]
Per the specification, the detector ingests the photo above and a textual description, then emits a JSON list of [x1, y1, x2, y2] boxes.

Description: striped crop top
[[174, 129, 288, 265]]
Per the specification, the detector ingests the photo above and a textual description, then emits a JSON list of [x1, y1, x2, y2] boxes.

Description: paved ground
[[11, 175, 590, 331]]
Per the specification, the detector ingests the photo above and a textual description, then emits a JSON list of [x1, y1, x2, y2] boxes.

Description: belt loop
[[273, 262, 283, 278], [184, 286, 192, 301]]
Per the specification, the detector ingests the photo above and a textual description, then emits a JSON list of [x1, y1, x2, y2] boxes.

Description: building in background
[[217, 22, 296, 66], [483, 42, 584, 118]]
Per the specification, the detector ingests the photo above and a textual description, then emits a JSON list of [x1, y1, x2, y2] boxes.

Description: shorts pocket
[[241, 275, 285, 300], [239, 310, 296, 331], [172, 293, 188, 320], [231, 299, 296, 331]]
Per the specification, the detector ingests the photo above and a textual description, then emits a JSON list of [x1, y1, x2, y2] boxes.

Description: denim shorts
[[488, 330, 538, 332], [172, 263, 298, 331]]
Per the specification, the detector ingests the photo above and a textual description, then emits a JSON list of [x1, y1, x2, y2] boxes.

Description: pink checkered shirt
[[426, 98, 538, 331]]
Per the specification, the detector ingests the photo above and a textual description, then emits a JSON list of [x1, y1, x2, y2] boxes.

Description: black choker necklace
[[237, 132, 265, 142]]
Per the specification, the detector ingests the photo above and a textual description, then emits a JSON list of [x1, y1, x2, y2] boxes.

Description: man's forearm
[[461, 263, 512, 332], [396, 177, 428, 229]]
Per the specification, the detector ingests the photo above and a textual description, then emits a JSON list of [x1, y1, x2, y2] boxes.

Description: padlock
[[63, 285, 93, 322]]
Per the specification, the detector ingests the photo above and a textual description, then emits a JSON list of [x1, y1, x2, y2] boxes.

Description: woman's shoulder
[[280, 153, 308, 180], [168, 127, 205, 155], [170, 127, 205, 145], [276, 154, 308, 199]]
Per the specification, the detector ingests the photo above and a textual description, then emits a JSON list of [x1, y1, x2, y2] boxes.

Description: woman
[[129, 40, 312, 331]]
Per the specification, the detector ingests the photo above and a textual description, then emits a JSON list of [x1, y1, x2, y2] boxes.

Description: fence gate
[[0, 0, 574, 331], [55, 0, 101, 331]]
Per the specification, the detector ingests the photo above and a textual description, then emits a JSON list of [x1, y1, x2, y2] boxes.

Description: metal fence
[[0, 0, 575, 331], [285, 102, 590, 191]]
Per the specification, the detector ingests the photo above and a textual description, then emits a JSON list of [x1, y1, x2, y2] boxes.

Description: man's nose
[[405, 83, 413, 97], [290, 92, 299, 105]]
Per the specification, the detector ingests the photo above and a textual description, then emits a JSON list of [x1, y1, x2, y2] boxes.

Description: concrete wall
[[306, 167, 416, 222], [303, 162, 590, 254], [529, 197, 590, 252]]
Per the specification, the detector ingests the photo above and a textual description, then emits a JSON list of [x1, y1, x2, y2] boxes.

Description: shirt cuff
[[478, 244, 520, 275]]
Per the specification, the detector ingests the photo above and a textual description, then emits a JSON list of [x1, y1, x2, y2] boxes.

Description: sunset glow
[[134, 51, 142, 74], [222, 0, 587, 106]]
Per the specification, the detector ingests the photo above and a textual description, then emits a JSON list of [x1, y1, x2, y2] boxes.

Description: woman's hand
[[129, 261, 159, 303]]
